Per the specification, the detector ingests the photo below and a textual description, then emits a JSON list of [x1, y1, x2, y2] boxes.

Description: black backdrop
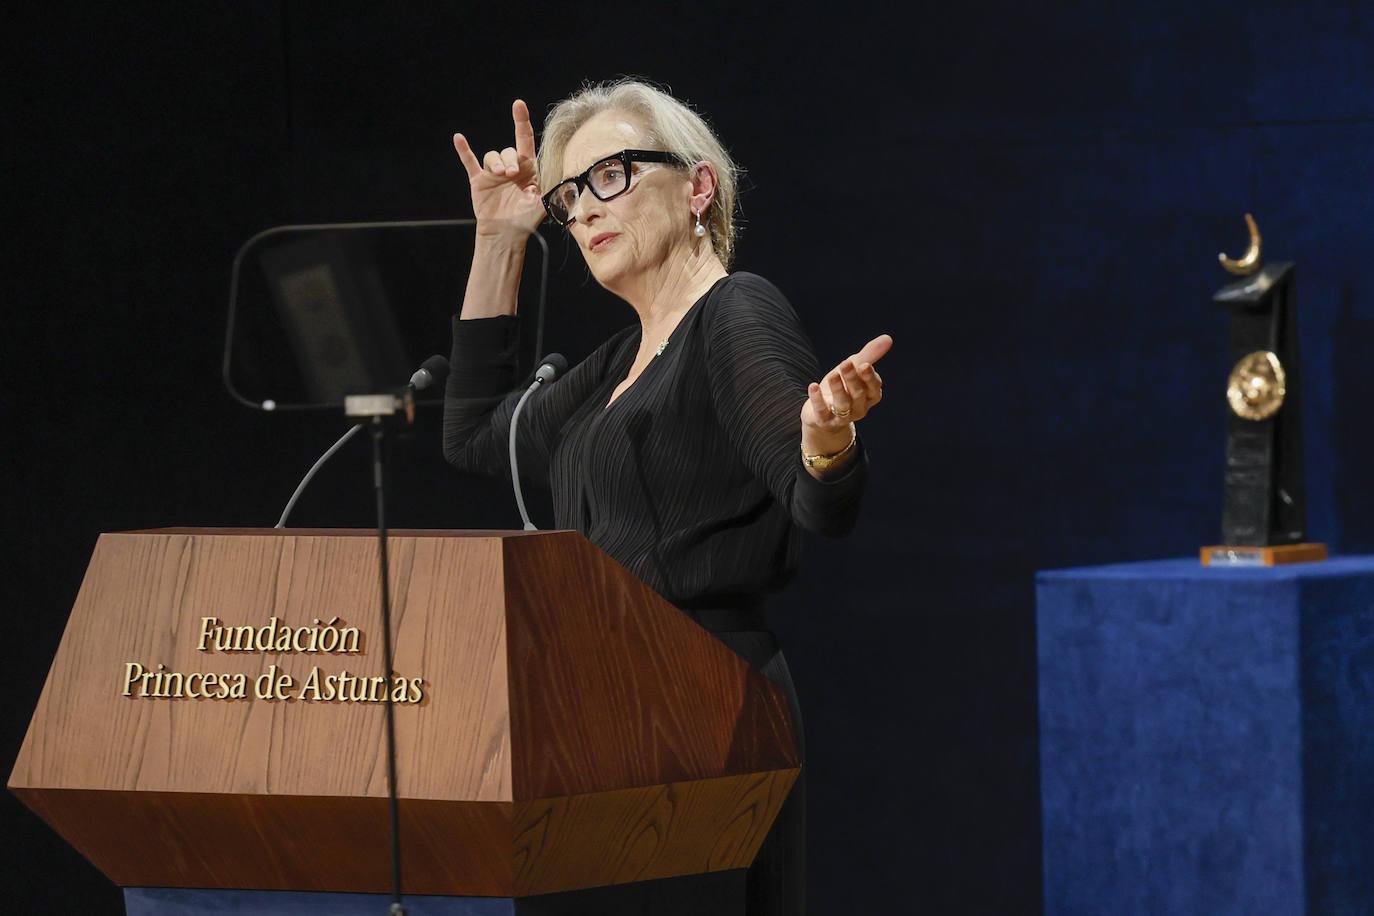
[[5, 2, 1372, 911]]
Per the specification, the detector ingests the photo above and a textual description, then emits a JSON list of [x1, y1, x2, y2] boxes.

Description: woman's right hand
[[453, 99, 545, 240]]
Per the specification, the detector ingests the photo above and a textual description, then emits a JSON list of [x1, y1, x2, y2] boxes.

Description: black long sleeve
[[442, 272, 868, 609], [702, 273, 868, 537], [442, 314, 634, 482]]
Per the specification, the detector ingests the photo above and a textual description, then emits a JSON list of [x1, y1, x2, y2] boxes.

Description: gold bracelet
[[801, 423, 857, 471]]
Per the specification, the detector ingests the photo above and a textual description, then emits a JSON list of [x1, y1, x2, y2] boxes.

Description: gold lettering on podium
[[194, 617, 363, 655], [123, 618, 424, 703]]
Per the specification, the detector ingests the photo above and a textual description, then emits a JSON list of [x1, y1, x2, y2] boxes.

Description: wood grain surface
[[12, 787, 514, 895], [503, 532, 799, 800], [9, 529, 799, 895], [11, 530, 512, 802], [512, 770, 796, 896]]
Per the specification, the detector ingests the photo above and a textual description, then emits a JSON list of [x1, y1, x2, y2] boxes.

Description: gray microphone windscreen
[[535, 353, 568, 384], [410, 354, 450, 391]]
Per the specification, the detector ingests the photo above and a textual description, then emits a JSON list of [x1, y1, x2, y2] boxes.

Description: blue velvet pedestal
[[123, 869, 746, 915], [124, 889, 511, 915], [1037, 557, 1374, 916]]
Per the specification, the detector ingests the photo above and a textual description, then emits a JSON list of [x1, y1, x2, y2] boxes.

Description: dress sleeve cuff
[[791, 435, 868, 535], [449, 315, 521, 398]]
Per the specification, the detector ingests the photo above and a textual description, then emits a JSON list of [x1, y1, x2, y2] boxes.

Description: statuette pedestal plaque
[[1200, 542, 1328, 567]]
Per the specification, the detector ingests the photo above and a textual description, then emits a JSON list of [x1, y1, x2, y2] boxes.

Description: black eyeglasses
[[541, 149, 682, 226]]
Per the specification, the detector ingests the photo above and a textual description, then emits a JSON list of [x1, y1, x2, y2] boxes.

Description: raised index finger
[[855, 333, 894, 366], [512, 99, 537, 162], [452, 133, 482, 179]]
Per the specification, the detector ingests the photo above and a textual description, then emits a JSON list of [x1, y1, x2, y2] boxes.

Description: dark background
[[5, 1, 1372, 911]]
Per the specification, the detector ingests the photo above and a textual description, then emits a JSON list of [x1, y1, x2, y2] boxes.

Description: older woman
[[444, 80, 891, 916]]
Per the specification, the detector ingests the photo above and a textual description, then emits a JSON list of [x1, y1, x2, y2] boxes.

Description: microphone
[[534, 353, 568, 384], [409, 354, 450, 391], [275, 354, 449, 528], [509, 353, 568, 531]]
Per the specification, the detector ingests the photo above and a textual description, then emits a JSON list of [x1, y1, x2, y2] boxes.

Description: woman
[[444, 80, 891, 916]]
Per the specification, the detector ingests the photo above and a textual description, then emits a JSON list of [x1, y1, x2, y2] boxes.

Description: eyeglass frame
[[541, 149, 684, 226]]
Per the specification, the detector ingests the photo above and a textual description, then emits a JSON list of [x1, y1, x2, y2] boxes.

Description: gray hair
[[538, 79, 742, 269]]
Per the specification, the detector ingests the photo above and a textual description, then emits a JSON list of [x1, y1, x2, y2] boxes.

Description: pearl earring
[[693, 209, 707, 238]]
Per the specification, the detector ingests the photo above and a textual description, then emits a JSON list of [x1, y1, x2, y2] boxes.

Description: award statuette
[[1202, 214, 1327, 566]]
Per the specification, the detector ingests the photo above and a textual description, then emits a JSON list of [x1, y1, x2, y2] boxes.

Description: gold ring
[[834, 405, 851, 419]]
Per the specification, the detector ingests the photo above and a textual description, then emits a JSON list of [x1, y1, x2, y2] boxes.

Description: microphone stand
[[508, 380, 543, 531], [369, 416, 405, 916], [508, 354, 568, 531], [271, 355, 447, 914], [343, 390, 415, 916], [275, 424, 365, 528]]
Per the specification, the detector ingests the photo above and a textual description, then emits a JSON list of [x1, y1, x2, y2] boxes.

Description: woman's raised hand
[[453, 99, 545, 237], [801, 333, 893, 449]]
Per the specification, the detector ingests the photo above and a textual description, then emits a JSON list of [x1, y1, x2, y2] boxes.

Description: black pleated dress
[[443, 270, 869, 916]]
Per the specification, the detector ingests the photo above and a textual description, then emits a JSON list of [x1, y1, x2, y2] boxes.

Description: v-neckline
[[601, 276, 727, 412], [602, 342, 649, 412]]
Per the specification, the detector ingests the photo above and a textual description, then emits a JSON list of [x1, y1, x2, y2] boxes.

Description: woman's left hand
[[800, 334, 893, 459]]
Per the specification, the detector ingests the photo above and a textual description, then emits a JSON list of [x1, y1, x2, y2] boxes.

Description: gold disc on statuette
[[1227, 350, 1286, 421]]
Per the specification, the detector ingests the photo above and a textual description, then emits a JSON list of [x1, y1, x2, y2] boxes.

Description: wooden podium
[[9, 529, 798, 909]]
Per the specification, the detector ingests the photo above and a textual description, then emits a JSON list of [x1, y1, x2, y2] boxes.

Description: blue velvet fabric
[[123, 870, 748, 915], [1037, 557, 1374, 915], [124, 888, 513, 915]]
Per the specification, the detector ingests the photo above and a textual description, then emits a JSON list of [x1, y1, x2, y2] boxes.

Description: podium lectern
[[10, 529, 798, 913]]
